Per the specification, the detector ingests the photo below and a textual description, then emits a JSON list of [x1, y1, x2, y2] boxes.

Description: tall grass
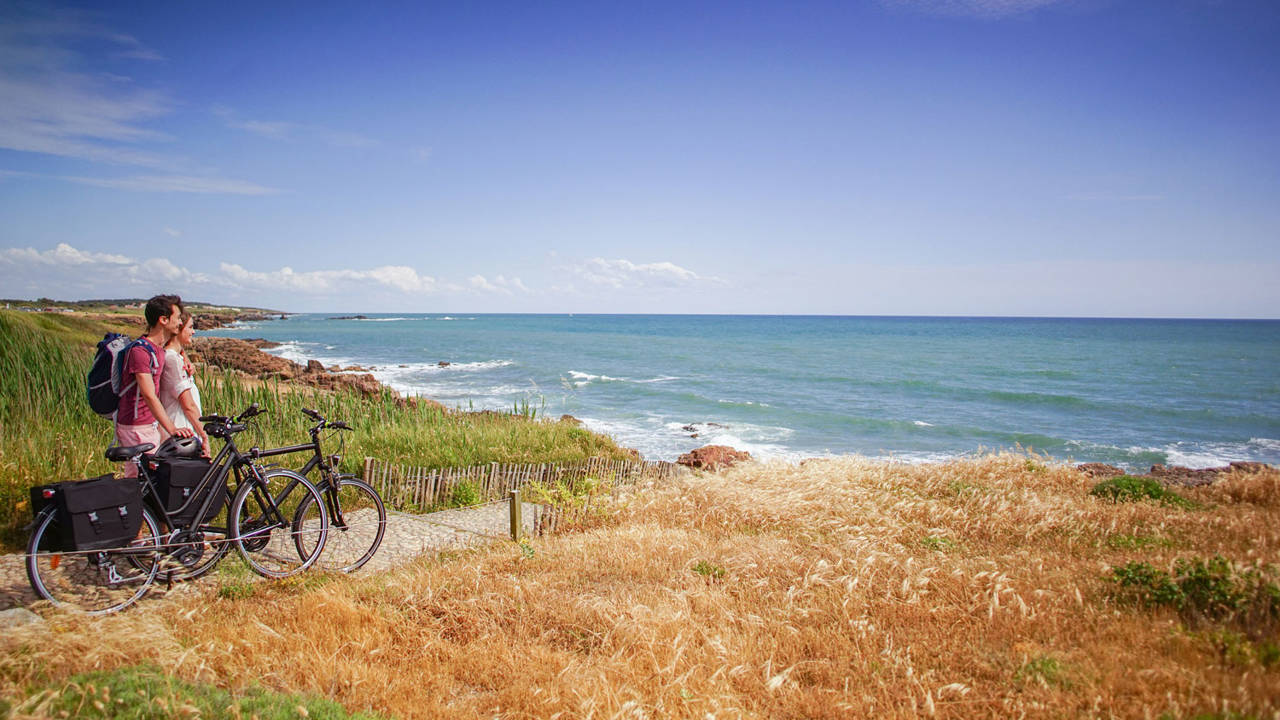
[[0, 310, 631, 548], [2, 455, 1277, 718]]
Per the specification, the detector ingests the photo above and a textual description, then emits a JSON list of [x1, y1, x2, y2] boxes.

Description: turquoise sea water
[[206, 315, 1280, 469]]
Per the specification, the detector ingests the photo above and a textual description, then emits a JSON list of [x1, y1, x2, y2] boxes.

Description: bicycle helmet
[[154, 434, 203, 460]]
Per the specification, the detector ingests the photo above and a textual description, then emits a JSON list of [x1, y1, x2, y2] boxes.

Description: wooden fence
[[364, 456, 686, 513]]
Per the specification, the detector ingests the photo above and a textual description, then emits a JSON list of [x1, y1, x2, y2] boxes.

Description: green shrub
[[1090, 475, 1195, 508], [449, 480, 481, 508], [17, 664, 383, 719], [1108, 556, 1280, 632], [1106, 533, 1175, 550], [922, 535, 959, 552], [1014, 655, 1066, 688], [692, 560, 726, 580]]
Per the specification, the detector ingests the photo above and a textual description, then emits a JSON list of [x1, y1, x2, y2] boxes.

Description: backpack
[[87, 333, 159, 418]]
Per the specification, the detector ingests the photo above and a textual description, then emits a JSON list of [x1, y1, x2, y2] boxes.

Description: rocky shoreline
[[190, 337, 412, 399], [1076, 460, 1272, 487]]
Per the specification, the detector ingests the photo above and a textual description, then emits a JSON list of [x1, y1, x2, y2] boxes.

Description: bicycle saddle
[[105, 443, 156, 462]]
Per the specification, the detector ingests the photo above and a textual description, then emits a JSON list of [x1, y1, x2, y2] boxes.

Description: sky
[[1, 0, 1277, 317]]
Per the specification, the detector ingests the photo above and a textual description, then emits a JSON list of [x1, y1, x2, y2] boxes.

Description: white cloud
[[230, 119, 298, 140], [1, 242, 133, 266], [220, 263, 436, 294], [469, 274, 530, 295], [214, 105, 377, 148], [64, 174, 280, 195], [881, 0, 1068, 18], [163, 227, 181, 237], [569, 258, 721, 289]]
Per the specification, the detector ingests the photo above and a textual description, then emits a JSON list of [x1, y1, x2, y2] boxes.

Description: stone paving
[[0, 500, 541, 611]]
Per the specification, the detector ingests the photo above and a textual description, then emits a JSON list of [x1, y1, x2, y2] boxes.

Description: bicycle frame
[[252, 438, 349, 529]]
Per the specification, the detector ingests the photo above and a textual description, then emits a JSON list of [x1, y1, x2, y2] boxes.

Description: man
[[116, 294, 195, 477]]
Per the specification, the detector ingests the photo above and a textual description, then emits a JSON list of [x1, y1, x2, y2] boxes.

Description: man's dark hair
[[144, 294, 184, 329]]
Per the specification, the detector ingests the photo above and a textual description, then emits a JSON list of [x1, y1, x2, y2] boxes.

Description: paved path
[[0, 500, 541, 610]]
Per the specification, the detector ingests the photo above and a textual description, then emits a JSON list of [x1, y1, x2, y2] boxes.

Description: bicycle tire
[[230, 469, 327, 578], [25, 507, 161, 614], [293, 474, 386, 572]]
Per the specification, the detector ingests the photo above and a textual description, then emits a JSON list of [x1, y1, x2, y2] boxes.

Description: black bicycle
[[25, 403, 329, 613], [250, 408, 386, 572]]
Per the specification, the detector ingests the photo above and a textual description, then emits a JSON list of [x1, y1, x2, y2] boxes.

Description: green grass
[[13, 664, 384, 719], [1089, 475, 1196, 508], [0, 310, 633, 549]]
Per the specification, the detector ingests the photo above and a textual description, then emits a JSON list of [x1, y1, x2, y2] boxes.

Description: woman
[[160, 310, 210, 455]]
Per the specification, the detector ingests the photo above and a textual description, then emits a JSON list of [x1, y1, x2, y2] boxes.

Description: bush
[[449, 480, 481, 508], [1109, 556, 1280, 634], [1090, 475, 1195, 508]]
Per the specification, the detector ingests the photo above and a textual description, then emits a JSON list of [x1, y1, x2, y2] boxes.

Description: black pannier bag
[[152, 458, 223, 525], [30, 475, 144, 551]]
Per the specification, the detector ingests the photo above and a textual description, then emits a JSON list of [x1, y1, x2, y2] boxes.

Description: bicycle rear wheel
[[25, 507, 161, 614], [297, 475, 386, 572], [230, 469, 327, 578]]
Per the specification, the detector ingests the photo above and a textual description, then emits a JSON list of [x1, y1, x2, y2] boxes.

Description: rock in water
[[1076, 463, 1126, 478], [677, 445, 752, 471]]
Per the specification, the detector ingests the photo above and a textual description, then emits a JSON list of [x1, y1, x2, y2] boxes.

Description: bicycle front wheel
[[297, 475, 386, 572], [230, 469, 327, 578], [25, 507, 161, 614]]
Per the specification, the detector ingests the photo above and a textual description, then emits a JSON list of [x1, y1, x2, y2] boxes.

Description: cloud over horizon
[[0, 242, 720, 310], [568, 258, 723, 290]]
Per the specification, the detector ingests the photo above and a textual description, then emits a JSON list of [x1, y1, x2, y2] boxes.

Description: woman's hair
[[168, 309, 195, 349]]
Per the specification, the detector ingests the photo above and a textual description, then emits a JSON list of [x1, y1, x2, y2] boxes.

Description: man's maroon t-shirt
[[116, 337, 163, 425]]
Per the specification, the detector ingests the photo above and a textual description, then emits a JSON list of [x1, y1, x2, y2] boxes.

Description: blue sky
[[1, 0, 1277, 316]]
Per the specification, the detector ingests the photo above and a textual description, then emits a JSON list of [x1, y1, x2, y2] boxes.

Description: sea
[[203, 315, 1280, 471]]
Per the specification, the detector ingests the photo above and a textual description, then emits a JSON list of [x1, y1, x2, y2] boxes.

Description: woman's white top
[[160, 348, 202, 432]]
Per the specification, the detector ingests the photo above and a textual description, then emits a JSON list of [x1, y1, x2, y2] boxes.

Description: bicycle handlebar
[[300, 408, 353, 432]]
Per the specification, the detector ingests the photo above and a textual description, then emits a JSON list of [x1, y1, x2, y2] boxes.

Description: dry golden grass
[[3, 454, 1278, 718]]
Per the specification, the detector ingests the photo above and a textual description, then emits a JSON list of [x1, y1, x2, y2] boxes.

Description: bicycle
[[25, 403, 330, 613], [250, 408, 386, 572]]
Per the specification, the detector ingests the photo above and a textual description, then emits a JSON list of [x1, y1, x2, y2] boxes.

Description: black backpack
[[87, 334, 158, 418]]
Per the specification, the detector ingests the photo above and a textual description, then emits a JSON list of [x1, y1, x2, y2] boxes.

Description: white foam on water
[[263, 341, 348, 366], [355, 317, 409, 322], [1162, 439, 1279, 468], [1062, 438, 1279, 470], [567, 370, 679, 388], [913, 420, 934, 427], [869, 449, 974, 465], [717, 399, 771, 407]]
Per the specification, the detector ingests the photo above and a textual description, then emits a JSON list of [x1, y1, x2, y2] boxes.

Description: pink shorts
[[115, 422, 161, 478]]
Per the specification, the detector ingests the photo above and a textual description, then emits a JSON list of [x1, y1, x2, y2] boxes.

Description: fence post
[[509, 489, 522, 541], [363, 456, 374, 483]]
